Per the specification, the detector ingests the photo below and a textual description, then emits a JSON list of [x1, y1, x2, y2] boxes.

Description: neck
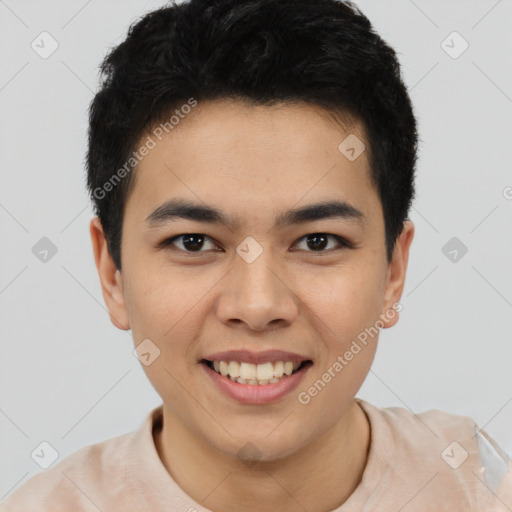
[[154, 400, 370, 512]]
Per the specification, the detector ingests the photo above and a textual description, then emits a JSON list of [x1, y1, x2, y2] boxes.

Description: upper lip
[[202, 349, 312, 365]]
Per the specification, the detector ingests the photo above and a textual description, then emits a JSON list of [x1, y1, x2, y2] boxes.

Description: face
[[91, 99, 414, 461]]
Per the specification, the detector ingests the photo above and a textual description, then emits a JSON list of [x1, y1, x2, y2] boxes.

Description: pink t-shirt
[[2, 398, 511, 511]]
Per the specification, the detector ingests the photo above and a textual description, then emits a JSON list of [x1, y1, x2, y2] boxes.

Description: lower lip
[[200, 362, 312, 404]]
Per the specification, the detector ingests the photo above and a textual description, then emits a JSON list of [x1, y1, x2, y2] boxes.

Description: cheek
[[125, 270, 199, 404], [122, 264, 181, 341], [125, 263, 214, 367], [302, 261, 385, 335], [296, 271, 381, 426], [298, 349, 374, 437]]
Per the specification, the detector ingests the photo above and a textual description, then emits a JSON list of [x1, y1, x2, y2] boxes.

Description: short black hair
[[86, 0, 418, 270]]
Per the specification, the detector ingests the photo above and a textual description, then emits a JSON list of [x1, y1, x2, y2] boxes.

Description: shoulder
[[357, 398, 482, 456], [493, 460, 512, 510], [355, 399, 511, 509], [0, 427, 138, 512]]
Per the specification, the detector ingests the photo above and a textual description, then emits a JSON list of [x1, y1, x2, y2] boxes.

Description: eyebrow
[[145, 198, 366, 230]]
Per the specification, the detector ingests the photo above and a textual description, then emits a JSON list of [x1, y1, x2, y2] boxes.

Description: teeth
[[228, 361, 240, 378], [239, 362, 257, 380], [219, 361, 229, 376], [284, 362, 294, 376], [273, 361, 284, 377], [209, 360, 305, 384], [256, 362, 274, 381]]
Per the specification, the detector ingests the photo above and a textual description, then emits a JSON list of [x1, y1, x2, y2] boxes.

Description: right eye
[[159, 233, 220, 253]]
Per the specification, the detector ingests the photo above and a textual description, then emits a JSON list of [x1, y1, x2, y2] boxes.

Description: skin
[[90, 98, 414, 511]]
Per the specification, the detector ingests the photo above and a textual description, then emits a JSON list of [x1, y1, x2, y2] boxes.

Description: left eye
[[159, 233, 349, 253], [292, 233, 349, 252]]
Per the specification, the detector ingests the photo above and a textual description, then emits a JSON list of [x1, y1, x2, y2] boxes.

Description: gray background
[[1, 0, 511, 500]]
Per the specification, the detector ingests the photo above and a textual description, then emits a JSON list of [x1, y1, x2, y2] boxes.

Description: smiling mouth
[[201, 359, 313, 385]]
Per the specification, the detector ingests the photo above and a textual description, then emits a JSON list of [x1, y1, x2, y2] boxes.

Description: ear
[[380, 220, 415, 328], [89, 216, 130, 330]]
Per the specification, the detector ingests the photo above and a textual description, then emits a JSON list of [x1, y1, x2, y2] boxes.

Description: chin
[[210, 425, 313, 464]]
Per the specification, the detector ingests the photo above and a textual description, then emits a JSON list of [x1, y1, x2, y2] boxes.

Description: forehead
[[124, 99, 380, 228]]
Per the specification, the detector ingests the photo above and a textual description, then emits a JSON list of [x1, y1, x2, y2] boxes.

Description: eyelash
[[158, 233, 353, 255]]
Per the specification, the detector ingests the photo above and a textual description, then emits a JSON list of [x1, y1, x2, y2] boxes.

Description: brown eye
[[160, 234, 218, 252], [158, 232, 351, 255], [293, 233, 350, 252], [180, 234, 206, 251]]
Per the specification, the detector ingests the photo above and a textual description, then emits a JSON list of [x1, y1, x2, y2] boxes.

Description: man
[[2, 1, 511, 510]]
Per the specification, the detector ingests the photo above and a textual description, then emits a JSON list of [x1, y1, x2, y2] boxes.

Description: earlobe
[[89, 217, 131, 330], [380, 220, 415, 329]]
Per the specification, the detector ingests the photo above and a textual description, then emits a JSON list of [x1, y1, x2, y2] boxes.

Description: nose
[[214, 248, 299, 332]]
